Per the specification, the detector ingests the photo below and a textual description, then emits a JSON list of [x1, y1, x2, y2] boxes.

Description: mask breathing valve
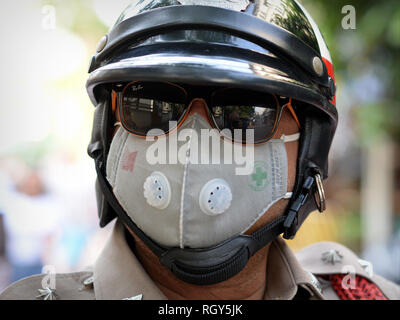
[[199, 179, 232, 216]]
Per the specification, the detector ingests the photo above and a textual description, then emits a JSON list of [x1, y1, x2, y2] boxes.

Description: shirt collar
[[93, 220, 323, 300], [93, 220, 166, 300], [265, 236, 324, 300]]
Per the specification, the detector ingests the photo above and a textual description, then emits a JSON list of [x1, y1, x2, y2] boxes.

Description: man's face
[[113, 95, 300, 231]]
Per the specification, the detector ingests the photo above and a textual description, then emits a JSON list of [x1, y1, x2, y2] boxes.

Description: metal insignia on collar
[[36, 287, 57, 300], [358, 259, 374, 277], [83, 275, 94, 287], [122, 294, 143, 300], [321, 249, 343, 265], [307, 272, 322, 294]]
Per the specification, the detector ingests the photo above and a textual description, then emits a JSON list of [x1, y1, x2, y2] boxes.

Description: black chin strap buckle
[[283, 176, 315, 239]]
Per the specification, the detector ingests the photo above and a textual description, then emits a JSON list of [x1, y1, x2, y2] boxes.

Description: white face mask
[[106, 113, 298, 249]]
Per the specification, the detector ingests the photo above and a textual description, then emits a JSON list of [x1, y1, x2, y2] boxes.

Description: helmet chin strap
[[94, 156, 316, 285]]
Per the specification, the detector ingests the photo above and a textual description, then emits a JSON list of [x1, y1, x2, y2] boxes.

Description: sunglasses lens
[[121, 82, 187, 136], [211, 89, 279, 143]]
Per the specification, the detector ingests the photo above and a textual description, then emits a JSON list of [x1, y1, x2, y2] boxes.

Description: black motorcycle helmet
[[86, 0, 337, 285]]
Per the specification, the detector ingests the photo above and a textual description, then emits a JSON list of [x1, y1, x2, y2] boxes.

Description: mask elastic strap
[[280, 132, 300, 143], [283, 192, 293, 199]]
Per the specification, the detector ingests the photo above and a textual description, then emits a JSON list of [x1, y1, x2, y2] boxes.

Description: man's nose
[[186, 98, 211, 123]]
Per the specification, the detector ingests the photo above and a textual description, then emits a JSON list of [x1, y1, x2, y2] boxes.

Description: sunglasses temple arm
[[284, 98, 301, 129], [111, 90, 117, 113]]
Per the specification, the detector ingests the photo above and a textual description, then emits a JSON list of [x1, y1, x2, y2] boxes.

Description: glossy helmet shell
[[87, 0, 338, 236]]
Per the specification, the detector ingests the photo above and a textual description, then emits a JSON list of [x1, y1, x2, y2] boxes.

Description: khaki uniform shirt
[[1, 220, 399, 300]]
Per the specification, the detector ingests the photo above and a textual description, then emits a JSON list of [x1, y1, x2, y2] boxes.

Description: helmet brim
[[86, 50, 337, 122]]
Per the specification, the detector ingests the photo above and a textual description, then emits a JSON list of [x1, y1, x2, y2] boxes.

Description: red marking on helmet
[[322, 57, 336, 106], [122, 150, 138, 172]]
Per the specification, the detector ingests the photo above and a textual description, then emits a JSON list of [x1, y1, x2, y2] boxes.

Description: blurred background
[[0, 0, 399, 290]]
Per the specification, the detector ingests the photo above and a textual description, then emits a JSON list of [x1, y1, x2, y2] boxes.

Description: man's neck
[[126, 228, 270, 300]]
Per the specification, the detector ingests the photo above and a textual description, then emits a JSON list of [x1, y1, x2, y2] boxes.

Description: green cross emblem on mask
[[252, 167, 267, 186], [248, 161, 270, 191]]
